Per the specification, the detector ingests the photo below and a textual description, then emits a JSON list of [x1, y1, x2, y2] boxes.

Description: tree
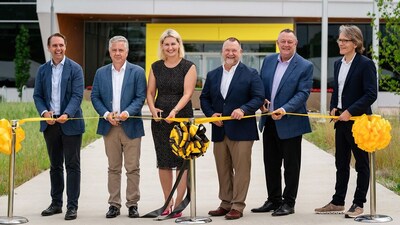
[[14, 25, 31, 99], [370, 0, 400, 95]]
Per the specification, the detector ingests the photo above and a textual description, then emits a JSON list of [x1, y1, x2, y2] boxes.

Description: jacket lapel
[[343, 53, 360, 88], [225, 62, 242, 99], [268, 59, 279, 95], [45, 61, 52, 100], [120, 62, 131, 104], [215, 66, 224, 99], [106, 64, 113, 106], [60, 58, 71, 102]]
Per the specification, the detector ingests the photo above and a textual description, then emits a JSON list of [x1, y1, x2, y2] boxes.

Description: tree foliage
[[370, 0, 400, 95], [14, 25, 31, 99]]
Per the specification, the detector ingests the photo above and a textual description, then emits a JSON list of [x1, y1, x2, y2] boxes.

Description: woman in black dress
[[146, 29, 197, 217]]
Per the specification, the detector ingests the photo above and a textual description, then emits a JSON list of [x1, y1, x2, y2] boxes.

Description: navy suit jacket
[[258, 53, 313, 139], [200, 62, 265, 142], [91, 62, 146, 139], [330, 53, 377, 116], [33, 57, 85, 136]]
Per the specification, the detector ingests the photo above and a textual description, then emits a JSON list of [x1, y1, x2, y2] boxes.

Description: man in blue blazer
[[200, 37, 265, 220], [33, 33, 85, 220], [91, 36, 146, 219], [252, 29, 313, 216], [315, 25, 377, 218]]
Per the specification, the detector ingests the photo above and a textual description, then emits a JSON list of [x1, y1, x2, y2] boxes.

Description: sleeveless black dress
[[151, 58, 194, 169]]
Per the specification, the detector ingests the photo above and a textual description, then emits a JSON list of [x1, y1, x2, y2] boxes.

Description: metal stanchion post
[[176, 119, 211, 224], [355, 152, 392, 223], [0, 120, 29, 224]]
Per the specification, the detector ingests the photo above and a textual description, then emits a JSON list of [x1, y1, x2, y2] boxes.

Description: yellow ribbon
[[0, 112, 392, 155]]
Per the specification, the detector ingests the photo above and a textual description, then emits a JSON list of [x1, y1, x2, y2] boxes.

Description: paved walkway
[[1, 109, 399, 225]]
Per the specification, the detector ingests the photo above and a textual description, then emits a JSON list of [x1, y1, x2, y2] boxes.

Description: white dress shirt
[[49, 56, 65, 115], [337, 53, 356, 109], [103, 61, 129, 119], [220, 62, 239, 99]]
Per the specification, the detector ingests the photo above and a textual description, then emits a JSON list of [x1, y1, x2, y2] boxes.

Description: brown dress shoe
[[225, 209, 243, 220], [208, 207, 229, 216]]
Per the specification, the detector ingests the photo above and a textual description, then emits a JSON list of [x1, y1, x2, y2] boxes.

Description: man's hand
[[212, 113, 223, 127], [56, 114, 68, 124], [271, 108, 285, 120], [118, 111, 129, 121], [260, 99, 270, 113], [107, 112, 120, 126], [231, 108, 244, 120], [43, 111, 56, 125]]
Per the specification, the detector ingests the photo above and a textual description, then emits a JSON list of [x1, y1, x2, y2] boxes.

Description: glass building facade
[[83, 22, 378, 90], [0, 0, 45, 87], [1, 1, 390, 91]]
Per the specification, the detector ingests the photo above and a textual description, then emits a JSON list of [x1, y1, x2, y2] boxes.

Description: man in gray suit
[[251, 29, 313, 216], [91, 36, 147, 219]]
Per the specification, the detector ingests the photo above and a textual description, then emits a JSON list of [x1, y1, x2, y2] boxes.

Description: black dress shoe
[[106, 205, 120, 218], [65, 208, 77, 220], [128, 206, 139, 218], [272, 203, 295, 216], [251, 201, 280, 213], [41, 204, 62, 216]]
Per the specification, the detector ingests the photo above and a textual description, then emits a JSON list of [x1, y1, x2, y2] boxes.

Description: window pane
[[0, 4, 37, 20], [296, 23, 373, 90], [84, 22, 147, 87], [0, 23, 44, 87]]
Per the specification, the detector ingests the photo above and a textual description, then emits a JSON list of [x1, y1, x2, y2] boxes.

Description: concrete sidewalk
[[1, 113, 399, 225]]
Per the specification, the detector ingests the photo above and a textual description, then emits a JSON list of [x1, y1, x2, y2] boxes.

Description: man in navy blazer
[[315, 25, 377, 218], [200, 37, 264, 220], [91, 36, 146, 219], [252, 29, 313, 216], [33, 33, 85, 220]]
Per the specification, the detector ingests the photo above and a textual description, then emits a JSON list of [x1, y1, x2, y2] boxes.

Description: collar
[[341, 53, 357, 65], [277, 53, 295, 63], [223, 61, 240, 73], [51, 56, 66, 67], [112, 61, 127, 72]]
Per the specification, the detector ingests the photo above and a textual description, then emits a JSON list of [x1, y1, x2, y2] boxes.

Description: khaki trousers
[[104, 126, 141, 208], [213, 136, 253, 213]]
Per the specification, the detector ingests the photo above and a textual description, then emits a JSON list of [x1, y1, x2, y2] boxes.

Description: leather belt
[[52, 115, 61, 118]]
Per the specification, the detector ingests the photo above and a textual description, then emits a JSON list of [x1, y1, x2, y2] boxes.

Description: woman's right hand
[[151, 108, 164, 122]]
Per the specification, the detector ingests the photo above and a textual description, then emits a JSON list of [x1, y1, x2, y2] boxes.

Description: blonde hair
[[339, 25, 365, 54], [158, 29, 185, 60]]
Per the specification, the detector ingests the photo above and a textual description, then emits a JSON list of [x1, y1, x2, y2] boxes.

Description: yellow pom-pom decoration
[[169, 122, 209, 159], [352, 114, 392, 153], [0, 119, 25, 155]]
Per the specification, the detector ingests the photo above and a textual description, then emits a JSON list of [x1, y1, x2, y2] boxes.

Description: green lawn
[[0, 101, 100, 196], [304, 114, 400, 195]]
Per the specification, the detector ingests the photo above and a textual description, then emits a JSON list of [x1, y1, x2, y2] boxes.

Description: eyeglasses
[[336, 39, 353, 44]]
